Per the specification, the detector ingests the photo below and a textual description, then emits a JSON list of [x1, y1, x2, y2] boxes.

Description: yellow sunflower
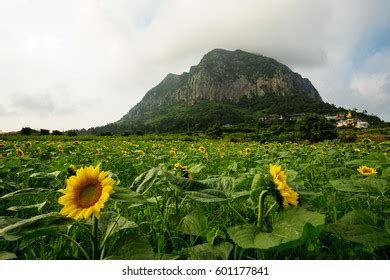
[[58, 165, 115, 220], [198, 145, 207, 153], [26, 141, 32, 148], [16, 148, 24, 158], [172, 162, 192, 180], [269, 164, 287, 189], [269, 164, 299, 209], [169, 147, 177, 157], [357, 165, 377, 176], [57, 145, 64, 153], [240, 147, 251, 156]]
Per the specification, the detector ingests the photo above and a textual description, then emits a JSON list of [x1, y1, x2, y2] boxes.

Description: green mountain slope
[[88, 49, 342, 134]]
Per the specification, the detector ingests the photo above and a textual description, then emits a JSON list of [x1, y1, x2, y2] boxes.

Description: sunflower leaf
[[0, 251, 17, 260], [228, 208, 325, 250], [328, 210, 390, 248], [163, 171, 207, 192], [0, 212, 73, 241], [131, 166, 162, 193], [107, 233, 154, 260], [110, 187, 149, 205], [0, 188, 49, 201], [30, 171, 61, 178], [98, 211, 138, 244], [179, 208, 208, 237], [7, 201, 47, 212], [185, 189, 227, 203], [330, 178, 387, 193], [186, 242, 233, 260]]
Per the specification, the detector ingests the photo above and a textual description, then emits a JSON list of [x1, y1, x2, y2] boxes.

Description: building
[[337, 118, 369, 129]]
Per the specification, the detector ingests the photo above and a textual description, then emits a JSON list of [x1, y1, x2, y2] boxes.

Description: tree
[[52, 130, 63, 136], [297, 113, 338, 142], [21, 127, 34, 135], [67, 130, 77, 137], [40, 129, 50, 136]]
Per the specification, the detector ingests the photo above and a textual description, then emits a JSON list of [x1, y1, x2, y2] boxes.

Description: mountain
[[89, 49, 338, 134]]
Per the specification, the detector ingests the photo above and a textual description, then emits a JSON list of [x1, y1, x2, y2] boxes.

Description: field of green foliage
[[0, 136, 389, 260]]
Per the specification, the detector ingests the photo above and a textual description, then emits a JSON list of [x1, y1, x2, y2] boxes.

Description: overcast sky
[[0, 0, 389, 132]]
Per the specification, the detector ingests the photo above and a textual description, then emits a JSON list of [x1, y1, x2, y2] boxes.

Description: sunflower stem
[[92, 216, 100, 260], [60, 233, 90, 260], [257, 190, 268, 230], [228, 201, 247, 224]]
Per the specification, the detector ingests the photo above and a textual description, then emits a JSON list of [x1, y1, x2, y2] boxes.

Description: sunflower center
[[78, 182, 102, 208]]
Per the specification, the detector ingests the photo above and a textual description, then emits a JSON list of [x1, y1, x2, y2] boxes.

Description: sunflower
[[26, 141, 32, 148], [57, 145, 64, 153], [169, 147, 177, 157], [198, 145, 207, 153], [240, 147, 251, 156], [269, 164, 299, 209], [357, 165, 377, 176], [172, 162, 192, 180], [16, 148, 24, 158], [58, 166, 115, 220]]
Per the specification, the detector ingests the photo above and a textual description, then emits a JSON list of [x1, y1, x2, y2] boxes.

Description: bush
[[51, 130, 63, 136], [297, 113, 338, 142], [40, 129, 50, 136], [21, 127, 35, 135]]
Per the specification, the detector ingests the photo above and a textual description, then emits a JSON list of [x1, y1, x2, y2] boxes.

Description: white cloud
[[349, 49, 390, 119]]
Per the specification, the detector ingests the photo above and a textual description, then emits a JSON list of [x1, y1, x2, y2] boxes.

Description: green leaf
[[249, 174, 268, 203], [98, 211, 137, 245], [228, 208, 325, 250], [185, 189, 227, 203], [226, 161, 238, 173], [0, 212, 73, 241], [285, 169, 298, 181], [385, 220, 390, 235], [187, 242, 233, 260], [227, 224, 259, 248], [7, 201, 47, 212], [206, 228, 226, 244], [330, 178, 387, 193], [0, 188, 49, 201], [0, 216, 21, 228], [180, 209, 208, 237], [188, 163, 205, 174], [200, 176, 237, 196], [164, 172, 207, 192], [230, 190, 250, 200], [131, 166, 162, 193], [110, 187, 148, 204], [328, 210, 390, 248], [108, 234, 154, 260], [30, 171, 61, 178], [0, 251, 17, 260]]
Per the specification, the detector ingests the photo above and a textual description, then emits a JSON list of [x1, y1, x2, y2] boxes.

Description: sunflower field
[[0, 136, 389, 260]]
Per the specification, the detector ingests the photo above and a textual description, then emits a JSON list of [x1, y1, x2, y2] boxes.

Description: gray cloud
[[0, 0, 390, 132]]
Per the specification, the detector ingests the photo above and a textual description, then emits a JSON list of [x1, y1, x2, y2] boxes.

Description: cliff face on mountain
[[89, 49, 331, 134], [124, 49, 322, 119]]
